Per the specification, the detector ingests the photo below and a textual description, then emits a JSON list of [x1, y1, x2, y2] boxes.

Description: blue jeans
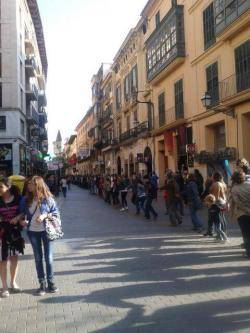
[[145, 197, 157, 219], [189, 206, 203, 228], [136, 196, 145, 214], [28, 231, 54, 284], [62, 187, 67, 198]]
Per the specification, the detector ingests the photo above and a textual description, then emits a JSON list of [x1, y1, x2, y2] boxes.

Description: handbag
[[44, 215, 64, 241]]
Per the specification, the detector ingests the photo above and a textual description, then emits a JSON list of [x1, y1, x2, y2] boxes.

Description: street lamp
[[201, 91, 235, 118], [201, 92, 212, 108]]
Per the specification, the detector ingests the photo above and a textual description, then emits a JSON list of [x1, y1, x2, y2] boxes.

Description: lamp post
[[132, 88, 156, 171], [201, 91, 235, 118]]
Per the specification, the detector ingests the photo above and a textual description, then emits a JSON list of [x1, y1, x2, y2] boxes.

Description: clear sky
[[37, 0, 147, 152]]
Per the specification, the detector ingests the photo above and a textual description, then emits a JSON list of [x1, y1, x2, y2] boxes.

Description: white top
[[29, 200, 45, 232], [60, 179, 67, 188]]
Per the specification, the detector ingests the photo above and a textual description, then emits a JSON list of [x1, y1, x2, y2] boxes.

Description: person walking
[[230, 171, 250, 258], [186, 174, 204, 232], [210, 171, 228, 234], [60, 177, 68, 198], [120, 175, 130, 212], [204, 194, 229, 243], [20, 176, 60, 295], [0, 177, 24, 298], [194, 169, 204, 197], [144, 176, 158, 220]]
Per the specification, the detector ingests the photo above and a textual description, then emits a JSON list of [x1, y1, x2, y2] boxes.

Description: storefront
[[0, 144, 13, 176]]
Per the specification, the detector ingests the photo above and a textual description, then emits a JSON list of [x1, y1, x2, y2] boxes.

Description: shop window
[[203, 3, 216, 50], [206, 62, 219, 105]]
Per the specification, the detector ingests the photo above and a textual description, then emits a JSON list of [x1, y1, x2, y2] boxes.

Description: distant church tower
[[53, 130, 62, 157]]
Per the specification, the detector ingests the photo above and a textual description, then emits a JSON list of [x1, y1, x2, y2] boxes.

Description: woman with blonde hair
[[20, 176, 60, 296]]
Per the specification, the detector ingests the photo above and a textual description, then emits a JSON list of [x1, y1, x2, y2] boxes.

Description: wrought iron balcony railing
[[156, 105, 185, 129], [219, 71, 250, 101], [119, 121, 149, 142]]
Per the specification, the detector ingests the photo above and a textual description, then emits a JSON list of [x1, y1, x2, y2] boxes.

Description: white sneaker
[[1, 290, 10, 298], [120, 208, 125, 212], [125, 207, 129, 210]]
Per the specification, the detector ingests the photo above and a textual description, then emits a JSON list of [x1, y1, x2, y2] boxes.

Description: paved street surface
[[1, 186, 250, 333]]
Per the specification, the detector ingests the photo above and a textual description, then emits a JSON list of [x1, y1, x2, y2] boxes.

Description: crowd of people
[[74, 158, 250, 257], [0, 158, 250, 299]]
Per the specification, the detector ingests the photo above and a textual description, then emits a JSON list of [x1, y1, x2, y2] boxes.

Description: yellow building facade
[[141, 0, 249, 184]]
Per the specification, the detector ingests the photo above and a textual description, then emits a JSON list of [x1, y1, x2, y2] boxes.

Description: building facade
[[0, 0, 48, 176], [73, 0, 249, 184]]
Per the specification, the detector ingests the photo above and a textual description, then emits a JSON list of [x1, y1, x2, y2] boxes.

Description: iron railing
[[119, 121, 149, 142], [156, 105, 185, 129], [219, 71, 250, 101]]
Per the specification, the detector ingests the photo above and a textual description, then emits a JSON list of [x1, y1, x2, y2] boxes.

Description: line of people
[[75, 158, 250, 258]]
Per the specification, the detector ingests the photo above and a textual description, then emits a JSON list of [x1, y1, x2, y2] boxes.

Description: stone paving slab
[[0, 186, 249, 333]]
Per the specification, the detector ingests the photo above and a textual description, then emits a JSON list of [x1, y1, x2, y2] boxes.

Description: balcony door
[[235, 40, 250, 93]]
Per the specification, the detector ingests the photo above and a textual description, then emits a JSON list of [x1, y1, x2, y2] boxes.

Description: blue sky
[[37, 0, 147, 151]]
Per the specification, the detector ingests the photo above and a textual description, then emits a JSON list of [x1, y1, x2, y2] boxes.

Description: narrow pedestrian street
[[1, 186, 249, 333]]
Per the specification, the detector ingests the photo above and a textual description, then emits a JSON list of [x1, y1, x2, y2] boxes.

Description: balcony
[[214, 0, 249, 37], [101, 106, 113, 126], [27, 105, 39, 125], [25, 56, 37, 77], [119, 121, 149, 143], [25, 31, 35, 54], [26, 83, 38, 102], [39, 127, 48, 140], [39, 109, 48, 126], [155, 105, 186, 133], [38, 91, 47, 108], [145, 5, 185, 83]]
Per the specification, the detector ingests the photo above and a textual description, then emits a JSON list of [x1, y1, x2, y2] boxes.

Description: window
[[124, 74, 130, 101], [235, 40, 250, 92], [158, 92, 165, 127], [214, 123, 226, 151], [20, 119, 25, 136], [133, 109, 138, 123], [20, 88, 24, 111], [206, 62, 219, 105], [130, 65, 138, 92], [116, 85, 121, 110], [118, 122, 122, 137], [155, 11, 160, 28], [147, 102, 153, 130], [0, 116, 6, 130], [174, 79, 184, 119], [20, 60, 23, 84], [146, 6, 185, 81], [126, 114, 130, 131], [203, 3, 215, 50], [0, 83, 2, 107], [0, 53, 2, 77]]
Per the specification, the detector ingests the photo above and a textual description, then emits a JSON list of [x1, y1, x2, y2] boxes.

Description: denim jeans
[[121, 192, 128, 208], [62, 187, 67, 198], [214, 221, 228, 240], [145, 197, 157, 219], [28, 231, 54, 284], [189, 206, 203, 228], [136, 196, 145, 214]]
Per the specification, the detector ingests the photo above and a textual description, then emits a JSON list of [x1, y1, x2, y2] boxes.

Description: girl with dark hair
[[0, 176, 24, 298], [20, 176, 60, 296]]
